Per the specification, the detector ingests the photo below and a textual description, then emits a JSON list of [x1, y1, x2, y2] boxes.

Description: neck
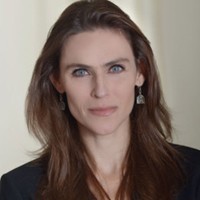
[[80, 126, 130, 200], [81, 126, 130, 175]]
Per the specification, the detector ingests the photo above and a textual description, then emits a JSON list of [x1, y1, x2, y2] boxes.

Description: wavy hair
[[26, 0, 183, 199]]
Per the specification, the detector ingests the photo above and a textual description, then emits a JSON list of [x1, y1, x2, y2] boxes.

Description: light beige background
[[0, 0, 200, 176]]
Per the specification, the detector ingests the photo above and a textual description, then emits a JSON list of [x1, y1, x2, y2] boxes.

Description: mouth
[[88, 106, 117, 117]]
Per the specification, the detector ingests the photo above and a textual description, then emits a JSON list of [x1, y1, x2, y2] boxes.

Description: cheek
[[66, 94, 82, 121], [64, 86, 87, 116], [125, 87, 135, 106], [118, 79, 136, 107], [124, 89, 136, 115], [65, 90, 80, 108], [117, 76, 136, 96]]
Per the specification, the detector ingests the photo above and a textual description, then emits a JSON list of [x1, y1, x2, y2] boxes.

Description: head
[[27, 0, 165, 140], [26, 1, 179, 199]]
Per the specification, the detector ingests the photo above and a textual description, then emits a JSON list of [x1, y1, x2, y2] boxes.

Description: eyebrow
[[104, 58, 130, 67], [64, 57, 130, 70]]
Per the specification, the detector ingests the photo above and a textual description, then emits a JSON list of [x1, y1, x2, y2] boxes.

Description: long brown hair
[[26, 0, 184, 199]]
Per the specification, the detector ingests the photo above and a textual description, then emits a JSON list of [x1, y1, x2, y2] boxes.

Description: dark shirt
[[0, 145, 200, 200]]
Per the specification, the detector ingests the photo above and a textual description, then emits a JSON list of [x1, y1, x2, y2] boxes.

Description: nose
[[91, 74, 108, 98]]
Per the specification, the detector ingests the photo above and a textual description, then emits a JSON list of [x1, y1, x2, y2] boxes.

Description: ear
[[135, 72, 145, 87], [135, 58, 146, 87], [49, 74, 65, 93]]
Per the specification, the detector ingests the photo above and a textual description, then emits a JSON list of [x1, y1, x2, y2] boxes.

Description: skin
[[51, 28, 144, 199]]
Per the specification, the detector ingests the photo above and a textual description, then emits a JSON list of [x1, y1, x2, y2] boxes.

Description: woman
[[0, 0, 199, 199]]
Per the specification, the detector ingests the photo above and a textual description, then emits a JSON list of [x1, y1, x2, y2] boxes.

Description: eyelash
[[109, 64, 124, 73], [71, 64, 125, 77], [72, 68, 89, 77]]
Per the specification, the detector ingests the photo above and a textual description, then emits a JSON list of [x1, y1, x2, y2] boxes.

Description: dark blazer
[[0, 145, 200, 200]]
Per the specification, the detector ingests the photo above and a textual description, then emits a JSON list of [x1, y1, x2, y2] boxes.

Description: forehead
[[60, 28, 134, 65]]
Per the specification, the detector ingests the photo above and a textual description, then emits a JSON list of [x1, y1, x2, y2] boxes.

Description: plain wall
[[0, 0, 199, 176], [160, 0, 200, 149]]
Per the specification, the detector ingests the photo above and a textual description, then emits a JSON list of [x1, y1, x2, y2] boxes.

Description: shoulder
[[173, 144, 200, 200], [174, 144, 200, 160], [0, 160, 44, 200], [174, 144, 200, 174]]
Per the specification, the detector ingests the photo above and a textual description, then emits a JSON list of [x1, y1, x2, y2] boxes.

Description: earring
[[59, 94, 66, 110], [136, 86, 145, 104]]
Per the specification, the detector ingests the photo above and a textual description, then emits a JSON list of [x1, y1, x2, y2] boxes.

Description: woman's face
[[53, 28, 144, 136]]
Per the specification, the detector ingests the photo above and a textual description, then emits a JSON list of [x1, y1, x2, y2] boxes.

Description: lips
[[88, 106, 117, 116]]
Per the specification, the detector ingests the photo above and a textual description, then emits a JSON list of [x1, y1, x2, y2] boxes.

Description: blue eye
[[72, 68, 89, 77], [109, 65, 124, 73]]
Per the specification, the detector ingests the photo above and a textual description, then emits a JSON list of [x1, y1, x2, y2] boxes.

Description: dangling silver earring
[[136, 86, 145, 104], [59, 94, 66, 110]]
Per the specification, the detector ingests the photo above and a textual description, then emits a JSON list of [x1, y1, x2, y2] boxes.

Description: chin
[[90, 125, 119, 136]]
